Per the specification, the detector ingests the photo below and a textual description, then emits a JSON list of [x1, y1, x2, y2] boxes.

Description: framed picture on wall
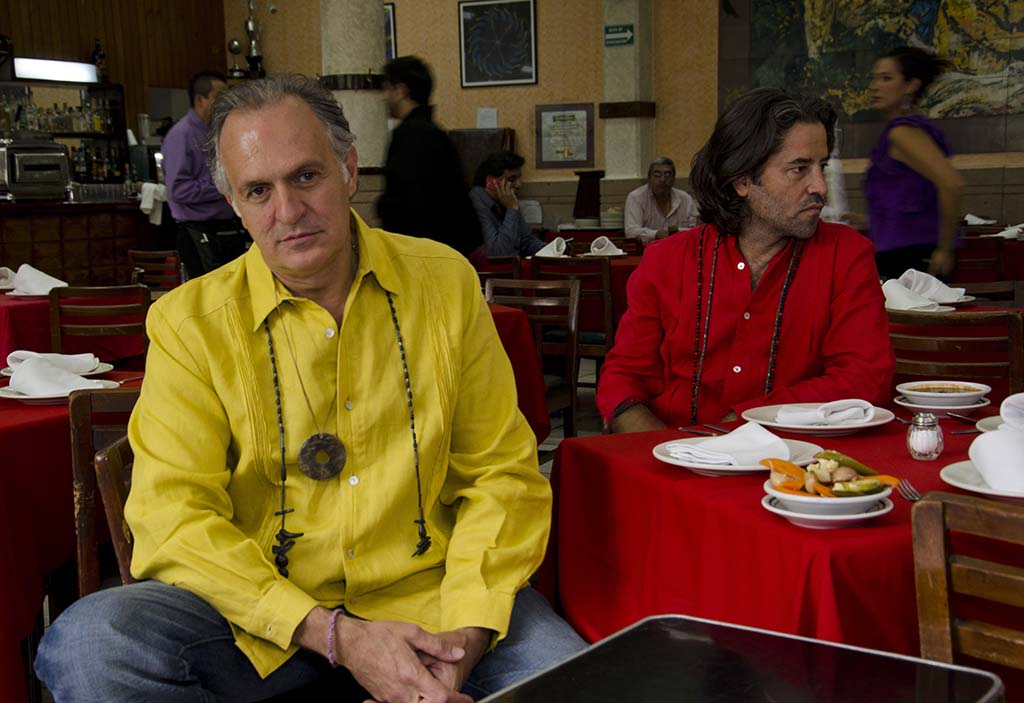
[[384, 3, 397, 62], [535, 103, 594, 169], [459, 0, 537, 88]]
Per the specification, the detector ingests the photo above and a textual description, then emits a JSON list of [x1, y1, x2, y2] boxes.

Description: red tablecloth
[[0, 295, 145, 363], [489, 303, 550, 443]]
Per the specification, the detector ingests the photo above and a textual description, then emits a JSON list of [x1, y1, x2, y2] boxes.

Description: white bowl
[[895, 380, 991, 407], [763, 480, 892, 516]]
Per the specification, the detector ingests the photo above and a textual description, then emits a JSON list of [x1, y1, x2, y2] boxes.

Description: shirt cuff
[[440, 589, 517, 643], [244, 578, 321, 651]]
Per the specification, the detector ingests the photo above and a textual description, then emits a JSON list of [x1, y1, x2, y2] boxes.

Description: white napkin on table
[[882, 279, 942, 311], [589, 236, 624, 256], [6, 350, 100, 374], [139, 182, 166, 226], [997, 393, 1024, 432], [8, 357, 105, 396], [897, 269, 965, 303], [964, 214, 997, 226], [12, 264, 67, 296], [0, 267, 14, 288], [980, 224, 1023, 240], [775, 399, 875, 426], [664, 421, 789, 466], [535, 237, 568, 258]]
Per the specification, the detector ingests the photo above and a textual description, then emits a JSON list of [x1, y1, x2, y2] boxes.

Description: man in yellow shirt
[[36, 75, 584, 702]]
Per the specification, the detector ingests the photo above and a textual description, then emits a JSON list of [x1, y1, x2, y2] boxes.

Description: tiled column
[[603, 0, 654, 179], [321, 0, 388, 167]]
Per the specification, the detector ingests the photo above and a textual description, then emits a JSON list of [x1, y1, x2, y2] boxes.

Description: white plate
[[651, 438, 823, 477], [0, 379, 120, 404], [762, 480, 893, 515], [947, 295, 976, 306], [580, 252, 629, 258], [939, 460, 1024, 505], [975, 415, 1003, 433], [894, 396, 990, 417], [761, 495, 894, 529], [1, 362, 114, 378], [886, 305, 954, 312], [896, 380, 991, 407], [741, 404, 894, 437], [4, 291, 48, 299]]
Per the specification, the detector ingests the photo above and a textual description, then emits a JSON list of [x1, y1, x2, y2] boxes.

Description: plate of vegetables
[[760, 451, 899, 516]]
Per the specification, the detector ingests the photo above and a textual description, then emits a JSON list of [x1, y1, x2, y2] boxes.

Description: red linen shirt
[[596, 222, 895, 425]]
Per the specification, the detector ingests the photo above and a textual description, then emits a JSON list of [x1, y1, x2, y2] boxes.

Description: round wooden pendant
[[298, 433, 346, 480]]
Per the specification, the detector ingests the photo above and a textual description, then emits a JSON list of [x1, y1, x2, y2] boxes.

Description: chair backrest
[[960, 281, 1024, 308], [606, 237, 644, 256], [128, 249, 183, 292], [951, 238, 1006, 283], [94, 434, 137, 588], [912, 492, 1024, 670], [887, 309, 1024, 395], [532, 256, 614, 353], [69, 386, 140, 596], [477, 256, 522, 287], [49, 284, 151, 355]]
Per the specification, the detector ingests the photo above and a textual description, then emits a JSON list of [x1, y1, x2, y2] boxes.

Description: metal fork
[[896, 479, 922, 502]]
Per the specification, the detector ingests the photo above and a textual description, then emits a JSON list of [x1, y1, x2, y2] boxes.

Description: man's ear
[[733, 175, 751, 198]]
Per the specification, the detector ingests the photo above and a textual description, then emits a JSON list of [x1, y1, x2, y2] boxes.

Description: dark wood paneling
[[3, 0, 225, 131]]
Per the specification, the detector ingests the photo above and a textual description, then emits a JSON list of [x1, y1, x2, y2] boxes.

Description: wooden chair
[[485, 278, 581, 437], [960, 280, 1024, 308], [93, 434, 138, 587], [887, 309, 1024, 395], [606, 237, 643, 256], [951, 237, 1006, 283], [49, 284, 151, 356], [69, 387, 140, 596], [129, 249, 183, 297], [477, 255, 522, 288], [533, 256, 614, 388], [912, 492, 1024, 670]]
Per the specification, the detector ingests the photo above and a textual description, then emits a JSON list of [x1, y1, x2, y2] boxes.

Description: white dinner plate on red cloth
[[1, 362, 113, 378], [939, 460, 1024, 505], [761, 495, 893, 529], [894, 396, 991, 417], [947, 295, 977, 306], [4, 291, 48, 299], [741, 404, 894, 437], [651, 438, 822, 477], [0, 379, 120, 404], [975, 416, 1003, 433]]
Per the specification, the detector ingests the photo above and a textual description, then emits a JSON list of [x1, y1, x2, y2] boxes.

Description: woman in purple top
[[863, 47, 964, 279]]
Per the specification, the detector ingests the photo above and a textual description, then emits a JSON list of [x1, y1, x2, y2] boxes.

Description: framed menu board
[[535, 103, 594, 169]]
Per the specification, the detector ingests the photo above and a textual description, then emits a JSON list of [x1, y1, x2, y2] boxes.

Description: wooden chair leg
[[563, 406, 577, 438]]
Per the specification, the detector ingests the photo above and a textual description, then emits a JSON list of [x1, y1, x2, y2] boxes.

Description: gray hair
[[206, 74, 356, 194], [647, 157, 676, 178]]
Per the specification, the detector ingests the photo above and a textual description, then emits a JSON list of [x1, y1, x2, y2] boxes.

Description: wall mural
[[719, 0, 1023, 156]]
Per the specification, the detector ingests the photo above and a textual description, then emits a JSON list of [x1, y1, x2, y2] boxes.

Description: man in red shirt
[[598, 89, 894, 431]]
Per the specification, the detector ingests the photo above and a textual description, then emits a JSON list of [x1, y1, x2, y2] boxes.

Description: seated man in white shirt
[[624, 157, 700, 244]]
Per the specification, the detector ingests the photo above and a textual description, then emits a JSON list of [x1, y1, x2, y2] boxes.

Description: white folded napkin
[[535, 237, 568, 257], [139, 182, 167, 226], [12, 263, 67, 296], [590, 236, 625, 256], [0, 266, 14, 288], [775, 399, 875, 426], [964, 214, 997, 226], [6, 350, 100, 374], [8, 357, 106, 396], [999, 394, 1024, 432], [882, 279, 942, 311], [664, 421, 789, 466], [969, 427, 1024, 493], [897, 269, 965, 303], [980, 224, 1024, 240]]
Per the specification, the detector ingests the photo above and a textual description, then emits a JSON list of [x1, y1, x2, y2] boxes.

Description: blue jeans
[[36, 581, 585, 702]]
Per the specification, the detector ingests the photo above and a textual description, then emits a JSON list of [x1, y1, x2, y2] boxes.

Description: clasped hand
[[335, 616, 489, 703]]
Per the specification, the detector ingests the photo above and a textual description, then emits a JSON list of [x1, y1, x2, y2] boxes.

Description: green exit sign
[[604, 24, 634, 46]]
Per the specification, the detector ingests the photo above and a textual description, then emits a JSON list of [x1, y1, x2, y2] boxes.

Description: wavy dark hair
[[689, 88, 836, 235], [881, 46, 951, 102], [473, 151, 525, 187]]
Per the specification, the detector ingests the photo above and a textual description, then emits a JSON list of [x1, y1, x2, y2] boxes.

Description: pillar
[[602, 0, 655, 179]]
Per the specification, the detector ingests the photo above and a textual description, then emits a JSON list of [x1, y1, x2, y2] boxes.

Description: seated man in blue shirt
[[469, 151, 546, 257]]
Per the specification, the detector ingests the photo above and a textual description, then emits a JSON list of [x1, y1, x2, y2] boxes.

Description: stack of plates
[[574, 218, 601, 228], [600, 210, 624, 228], [893, 380, 991, 417], [761, 480, 893, 529]]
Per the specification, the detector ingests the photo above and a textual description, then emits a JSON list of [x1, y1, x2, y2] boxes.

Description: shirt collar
[[247, 209, 401, 331]]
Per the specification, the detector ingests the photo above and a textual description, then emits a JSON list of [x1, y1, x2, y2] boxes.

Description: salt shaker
[[907, 412, 943, 460]]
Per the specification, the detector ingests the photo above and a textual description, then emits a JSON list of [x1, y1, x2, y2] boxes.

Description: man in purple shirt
[[162, 71, 249, 278]]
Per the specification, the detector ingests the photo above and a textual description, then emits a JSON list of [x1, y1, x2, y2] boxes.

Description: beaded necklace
[[263, 290, 430, 578], [688, 226, 804, 425]]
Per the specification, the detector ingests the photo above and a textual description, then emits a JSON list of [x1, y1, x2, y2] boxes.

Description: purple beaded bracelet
[[326, 608, 343, 668]]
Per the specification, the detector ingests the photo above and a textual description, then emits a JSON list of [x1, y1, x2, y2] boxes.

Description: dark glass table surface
[[482, 616, 1004, 702]]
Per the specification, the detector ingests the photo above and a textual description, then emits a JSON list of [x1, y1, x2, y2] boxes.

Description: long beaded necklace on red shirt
[[688, 225, 804, 424]]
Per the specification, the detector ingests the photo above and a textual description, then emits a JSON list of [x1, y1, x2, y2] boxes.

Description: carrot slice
[[760, 458, 804, 480], [812, 481, 834, 497], [777, 479, 805, 491], [771, 485, 810, 496], [874, 475, 900, 487]]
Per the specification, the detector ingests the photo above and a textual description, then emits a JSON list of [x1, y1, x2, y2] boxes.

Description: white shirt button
[[743, 312, 751, 320], [733, 365, 742, 373], [325, 328, 335, 338], [344, 399, 353, 411], [737, 262, 746, 270], [348, 475, 359, 486], [347, 549, 355, 559]]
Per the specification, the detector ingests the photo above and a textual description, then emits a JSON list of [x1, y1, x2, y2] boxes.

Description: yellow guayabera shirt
[[125, 212, 549, 677]]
